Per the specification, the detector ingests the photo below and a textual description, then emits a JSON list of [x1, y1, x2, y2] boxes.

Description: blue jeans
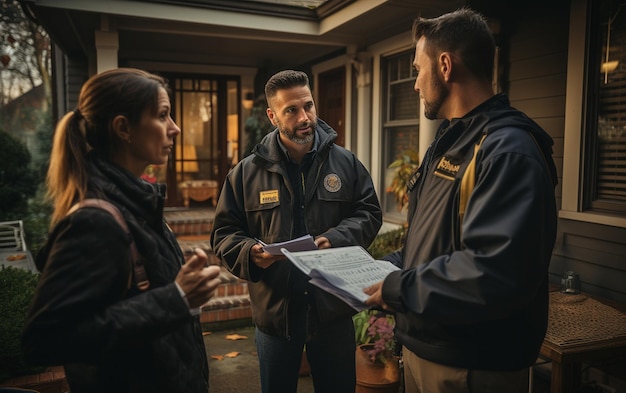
[[255, 311, 356, 393]]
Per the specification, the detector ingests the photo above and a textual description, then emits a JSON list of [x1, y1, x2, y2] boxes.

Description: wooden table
[[539, 290, 626, 393], [179, 180, 219, 207]]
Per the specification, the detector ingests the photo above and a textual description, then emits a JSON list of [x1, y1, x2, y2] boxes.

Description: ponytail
[[47, 110, 90, 228]]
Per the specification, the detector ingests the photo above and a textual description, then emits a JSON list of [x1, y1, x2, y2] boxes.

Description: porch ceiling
[[21, 0, 464, 69]]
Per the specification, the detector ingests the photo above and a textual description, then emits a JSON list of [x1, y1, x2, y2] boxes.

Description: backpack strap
[[67, 198, 150, 291]]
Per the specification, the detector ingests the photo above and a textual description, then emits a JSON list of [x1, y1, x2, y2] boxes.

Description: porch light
[[603, 10, 621, 83], [243, 92, 254, 110]]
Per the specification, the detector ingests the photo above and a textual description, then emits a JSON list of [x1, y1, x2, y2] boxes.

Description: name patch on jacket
[[434, 156, 461, 181], [260, 190, 279, 204]]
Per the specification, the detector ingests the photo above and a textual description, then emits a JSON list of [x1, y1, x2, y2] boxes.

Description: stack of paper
[[280, 246, 399, 311]]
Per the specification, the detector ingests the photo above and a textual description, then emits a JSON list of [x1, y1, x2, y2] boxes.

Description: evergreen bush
[[0, 266, 42, 381], [367, 227, 406, 259], [0, 130, 38, 222]]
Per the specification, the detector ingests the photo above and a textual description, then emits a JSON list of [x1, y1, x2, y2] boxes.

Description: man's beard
[[278, 120, 316, 145], [423, 67, 449, 120]]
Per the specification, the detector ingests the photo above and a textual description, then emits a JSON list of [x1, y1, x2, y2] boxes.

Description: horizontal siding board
[[549, 257, 626, 304], [510, 96, 566, 119], [509, 74, 568, 100], [509, 53, 568, 81], [559, 218, 626, 250], [508, 6, 569, 63], [534, 117, 565, 139], [557, 235, 626, 271], [509, 29, 569, 62], [551, 219, 626, 303]]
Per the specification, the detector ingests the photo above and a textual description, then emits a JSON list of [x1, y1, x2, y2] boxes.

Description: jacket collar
[[88, 153, 164, 225]]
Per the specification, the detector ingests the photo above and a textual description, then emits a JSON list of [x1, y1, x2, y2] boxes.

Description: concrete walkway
[[204, 325, 314, 393]]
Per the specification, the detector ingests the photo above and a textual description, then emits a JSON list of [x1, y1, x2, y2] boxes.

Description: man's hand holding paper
[[280, 246, 399, 311]]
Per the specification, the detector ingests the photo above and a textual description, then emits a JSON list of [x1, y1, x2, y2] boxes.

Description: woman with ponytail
[[22, 68, 221, 393]]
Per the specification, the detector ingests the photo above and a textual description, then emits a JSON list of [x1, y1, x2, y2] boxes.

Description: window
[[586, 0, 626, 214], [175, 79, 219, 183], [381, 51, 419, 221]]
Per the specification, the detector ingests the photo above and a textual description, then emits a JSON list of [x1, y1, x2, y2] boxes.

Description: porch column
[[355, 54, 372, 169], [418, 100, 441, 162], [94, 30, 119, 73]]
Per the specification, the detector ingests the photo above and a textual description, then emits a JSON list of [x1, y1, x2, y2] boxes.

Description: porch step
[[176, 235, 219, 264], [201, 267, 252, 330], [164, 208, 252, 328], [164, 208, 215, 237]]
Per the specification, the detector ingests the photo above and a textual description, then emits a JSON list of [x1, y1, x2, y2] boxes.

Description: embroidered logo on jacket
[[434, 156, 460, 181], [260, 190, 279, 204], [323, 174, 342, 192]]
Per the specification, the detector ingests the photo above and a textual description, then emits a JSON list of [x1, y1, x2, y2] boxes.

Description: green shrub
[[0, 131, 38, 222], [23, 186, 52, 255], [367, 227, 406, 259], [0, 266, 42, 381]]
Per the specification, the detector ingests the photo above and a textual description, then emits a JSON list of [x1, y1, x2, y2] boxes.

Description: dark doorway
[[317, 67, 346, 147]]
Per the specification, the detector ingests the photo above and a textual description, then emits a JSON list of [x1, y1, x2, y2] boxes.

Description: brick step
[[0, 366, 68, 393], [169, 220, 213, 237], [175, 235, 218, 264], [200, 268, 252, 330], [164, 208, 215, 237]]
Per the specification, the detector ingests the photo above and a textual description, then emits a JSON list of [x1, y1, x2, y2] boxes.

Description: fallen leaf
[[224, 351, 240, 358], [202, 331, 212, 336], [225, 334, 248, 341], [210, 355, 224, 361]]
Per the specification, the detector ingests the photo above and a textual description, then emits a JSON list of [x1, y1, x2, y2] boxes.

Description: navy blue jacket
[[382, 94, 558, 370]]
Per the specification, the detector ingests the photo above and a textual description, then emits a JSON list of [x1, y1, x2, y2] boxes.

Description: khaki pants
[[402, 346, 529, 393]]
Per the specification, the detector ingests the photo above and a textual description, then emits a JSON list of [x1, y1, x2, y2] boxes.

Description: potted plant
[[353, 310, 399, 392], [386, 150, 419, 212]]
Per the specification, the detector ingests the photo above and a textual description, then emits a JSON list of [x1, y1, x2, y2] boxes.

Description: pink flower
[[354, 310, 396, 364]]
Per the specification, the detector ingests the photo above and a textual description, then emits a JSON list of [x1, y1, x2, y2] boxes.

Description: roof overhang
[[20, 0, 464, 69]]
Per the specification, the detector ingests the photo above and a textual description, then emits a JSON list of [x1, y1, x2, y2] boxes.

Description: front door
[[317, 67, 346, 147], [147, 75, 240, 207]]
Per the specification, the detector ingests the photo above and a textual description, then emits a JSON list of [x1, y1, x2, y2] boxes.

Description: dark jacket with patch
[[22, 154, 209, 393], [382, 94, 558, 371], [211, 119, 382, 337]]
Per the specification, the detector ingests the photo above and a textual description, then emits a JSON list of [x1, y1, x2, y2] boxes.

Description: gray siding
[[52, 45, 87, 117], [506, 3, 626, 304], [506, 6, 567, 211]]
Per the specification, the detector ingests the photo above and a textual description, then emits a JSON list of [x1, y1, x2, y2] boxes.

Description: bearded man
[[211, 69, 382, 393]]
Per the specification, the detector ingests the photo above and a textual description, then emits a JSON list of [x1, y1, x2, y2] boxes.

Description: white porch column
[[355, 55, 372, 169], [418, 100, 441, 162], [94, 30, 119, 73]]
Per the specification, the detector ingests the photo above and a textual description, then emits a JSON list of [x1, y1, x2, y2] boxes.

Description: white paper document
[[257, 234, 318, 255], [280, 246, 400, 311]]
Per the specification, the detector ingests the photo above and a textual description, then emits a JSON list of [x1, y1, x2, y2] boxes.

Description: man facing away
[[365, 8, 558, 393], [211, 69, 382, 393]]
